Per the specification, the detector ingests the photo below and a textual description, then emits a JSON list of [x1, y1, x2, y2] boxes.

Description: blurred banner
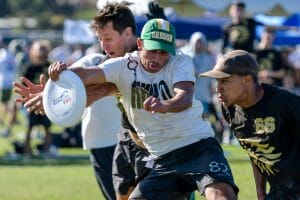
[[63, 19, 96, 45]]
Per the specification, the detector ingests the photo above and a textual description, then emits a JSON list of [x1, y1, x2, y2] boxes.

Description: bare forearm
[[70, 67, 106, 86], [86, 83, 118, 106], [162, 91, 193, 112], [143, 81, 194, 113], [266, 25, 298, 31]]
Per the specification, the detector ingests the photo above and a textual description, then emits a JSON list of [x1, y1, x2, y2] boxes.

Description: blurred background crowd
[[0, 0, 300, 156]]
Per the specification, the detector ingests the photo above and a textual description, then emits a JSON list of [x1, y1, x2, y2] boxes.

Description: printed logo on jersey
[[232, 105, 246, 130], [131, 80, 172, 109], [238, 116, 280, 176], [258, 52, 275, 71], [229, 25, 250, 44]]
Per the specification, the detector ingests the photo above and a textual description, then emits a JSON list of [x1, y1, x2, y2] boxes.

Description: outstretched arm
[[49, 61, 107, 86], [15, 83, 118, 114], [143, 81, 193, 114], [14, 72, 117, 114]]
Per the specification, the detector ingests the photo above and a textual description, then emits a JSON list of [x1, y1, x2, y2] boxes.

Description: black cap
[[200, 50, 258, 78]]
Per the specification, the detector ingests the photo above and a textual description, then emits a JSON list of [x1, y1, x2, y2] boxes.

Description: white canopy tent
[[96, 0, 154, 16]]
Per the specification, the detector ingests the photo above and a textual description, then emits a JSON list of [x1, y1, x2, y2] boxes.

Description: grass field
[[0, 109, 257, 200]]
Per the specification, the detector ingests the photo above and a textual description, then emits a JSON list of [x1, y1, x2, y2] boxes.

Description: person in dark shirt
[[255, 28, 286, 86], [201, 50, 300, 200], [223, 1, 297, 54], [222, 1, 263, 53], [22, 40, 52, 157]]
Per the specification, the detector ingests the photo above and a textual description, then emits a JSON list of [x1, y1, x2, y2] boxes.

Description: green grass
[[0, 165, 101, 200], [0, 107, 257, 199]]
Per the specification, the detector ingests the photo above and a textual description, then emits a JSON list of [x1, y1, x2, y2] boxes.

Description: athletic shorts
[[129, 137, 239, 199], [28, 112, 51, 128], [112, 128, 151, 195], [90, 146, 116, 200], [265, 187, 300, 200], [0, 88, 12, 103]]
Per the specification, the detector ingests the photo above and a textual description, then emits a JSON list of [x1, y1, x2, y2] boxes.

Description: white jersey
[[71, 53, 121, 150], [102, 51, 214, 157]]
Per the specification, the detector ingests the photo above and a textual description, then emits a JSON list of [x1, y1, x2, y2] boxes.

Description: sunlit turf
[[0, 108, 257, 199]]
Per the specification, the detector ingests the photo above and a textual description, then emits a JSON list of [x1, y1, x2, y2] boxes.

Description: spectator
[[222, 1, 263, 53], [282, 71, 300, 96], [288, 45, 300, 87], [255, 28, 286, 86], [0, 36, 17, 136], [22, 40, 52, 157], [2, 39, 29, 137], [223, 1, 297, 54], [181, 32, 224, 142]]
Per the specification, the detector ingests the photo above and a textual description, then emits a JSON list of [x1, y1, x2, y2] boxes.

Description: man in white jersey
[[47, 18, 239, 199], [71, 53, 121, 200]]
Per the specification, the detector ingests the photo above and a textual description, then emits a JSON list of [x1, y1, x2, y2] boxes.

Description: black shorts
[[130, 137, 239, 199], [90, 146, 116, 200], [28, 112, 51, 128], [266, 186, 300, 200], [0, 89, 12, 103], [112, 128, 151, 195]]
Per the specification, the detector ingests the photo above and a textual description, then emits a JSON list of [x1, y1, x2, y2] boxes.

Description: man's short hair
[[91, 1, 136, 35]]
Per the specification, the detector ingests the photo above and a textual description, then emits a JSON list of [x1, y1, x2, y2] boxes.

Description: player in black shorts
[[201, 50, 300, 200]]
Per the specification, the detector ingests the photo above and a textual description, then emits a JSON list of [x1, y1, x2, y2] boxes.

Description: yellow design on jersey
[[239, 138, 281, 175]]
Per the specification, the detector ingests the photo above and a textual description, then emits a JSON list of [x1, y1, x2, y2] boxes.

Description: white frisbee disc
[[43, 70, 87, 127]]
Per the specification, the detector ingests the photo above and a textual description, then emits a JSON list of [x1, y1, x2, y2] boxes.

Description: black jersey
[[255, 49, 284, 86], [222, 84, 300, 188], [223, 18, 263, 52], [23, 61, 50, 83]]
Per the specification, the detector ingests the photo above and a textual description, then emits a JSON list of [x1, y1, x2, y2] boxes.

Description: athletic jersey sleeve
[[101, 56, 126, 85], [70, 53, 106, 68], [171, 53, 195, 85]]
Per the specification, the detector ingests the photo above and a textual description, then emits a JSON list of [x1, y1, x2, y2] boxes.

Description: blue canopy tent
[[255, 13, 300, 46], [276, 12, 300, 45], [134, 15, 229, 40]]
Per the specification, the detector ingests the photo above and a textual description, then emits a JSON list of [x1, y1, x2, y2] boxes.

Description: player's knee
[[205, 182, 237, 200]]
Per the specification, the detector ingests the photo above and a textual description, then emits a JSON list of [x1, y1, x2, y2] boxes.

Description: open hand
[[13, 74, 46, 115], [13, 74, 45, 104]]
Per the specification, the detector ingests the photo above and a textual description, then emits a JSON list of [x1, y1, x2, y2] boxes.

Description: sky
[[192, 0, 300, 15]]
